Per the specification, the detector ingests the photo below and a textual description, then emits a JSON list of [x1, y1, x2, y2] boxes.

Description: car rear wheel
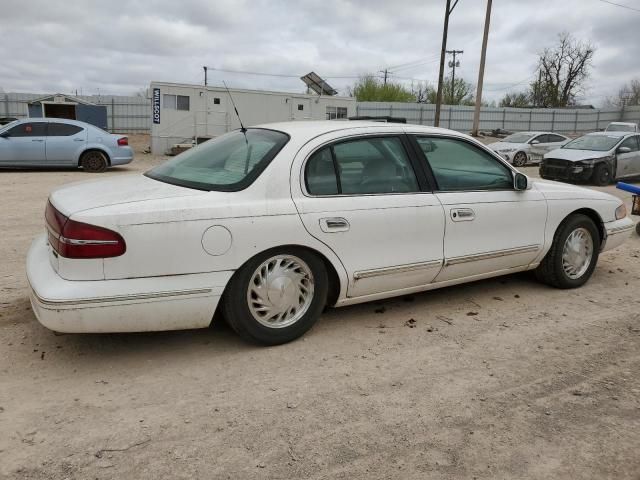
[[513, 151, 527, 167], [81, 151, 108, 173], [535, 214, 600, 288], [222, 248, 328, 345], [592, 163, 611, 186]]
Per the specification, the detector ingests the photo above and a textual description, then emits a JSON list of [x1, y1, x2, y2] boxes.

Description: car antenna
[[223, 81, 247, 134], [223, 80, 251, 172]]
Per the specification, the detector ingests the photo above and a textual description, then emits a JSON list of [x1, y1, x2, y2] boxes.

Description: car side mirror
[[514, 172, 528, 191], [618, 146, 631, 154], [530, 140, 540, 145]]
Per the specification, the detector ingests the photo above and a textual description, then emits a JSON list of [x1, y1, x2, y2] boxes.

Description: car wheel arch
[[213, 244, 344, 326], [562, 208, 605, 245]]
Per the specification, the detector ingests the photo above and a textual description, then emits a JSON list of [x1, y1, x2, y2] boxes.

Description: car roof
[[15, 117, 98, 128], [585, 131, 635, 138], [253, 120, 462, 138]]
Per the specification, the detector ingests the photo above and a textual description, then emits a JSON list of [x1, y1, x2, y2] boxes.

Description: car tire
[[81, 151, 108, 173], [222, 247, 328, 345], [592, 163, 611, 186], [535, 214, 600, 289], [513, 151, 527, 167]]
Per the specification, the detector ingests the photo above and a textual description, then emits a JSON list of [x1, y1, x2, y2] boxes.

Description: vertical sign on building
[[152, 88, 161, 124]]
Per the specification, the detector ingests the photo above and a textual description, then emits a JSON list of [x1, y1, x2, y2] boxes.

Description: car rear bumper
[[601, 217, 635, 253], [26, 234, 231, 333], [111, 147, 134, 166]]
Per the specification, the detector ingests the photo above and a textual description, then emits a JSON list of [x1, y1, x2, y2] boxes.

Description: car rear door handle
[[451, 208, 475, 222], [31, 139, 44, 142], [320, 217, 350, 232]]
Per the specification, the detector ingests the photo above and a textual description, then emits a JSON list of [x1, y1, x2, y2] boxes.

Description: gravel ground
[[1, 134, 639, 479]]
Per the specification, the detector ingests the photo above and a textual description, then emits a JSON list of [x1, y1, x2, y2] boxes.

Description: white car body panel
[[27, 121, 634, 334], [488, 132, 569, 164]]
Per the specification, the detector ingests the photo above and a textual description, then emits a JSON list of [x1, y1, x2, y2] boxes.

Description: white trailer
[[150, 81, 356, 155]]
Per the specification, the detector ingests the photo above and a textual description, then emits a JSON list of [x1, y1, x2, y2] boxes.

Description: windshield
[[563, 135, 622, 152], [606, 123, 636, 132], [503, 133, 534, 143], [146, 129, 289, 191]]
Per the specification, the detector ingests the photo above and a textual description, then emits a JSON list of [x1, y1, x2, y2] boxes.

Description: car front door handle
[[320, 217, 350, 233], [73, 138, 85, 142], [451, 208, 475, 222], [31, 139, 44, 142]]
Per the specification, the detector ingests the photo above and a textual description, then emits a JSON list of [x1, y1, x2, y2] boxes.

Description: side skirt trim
[[353, 260, 443, 280], [445, 245, 541, 266]]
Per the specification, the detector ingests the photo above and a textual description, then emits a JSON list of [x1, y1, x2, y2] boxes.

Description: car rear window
[[146, 128, 289, 191], [48, 123, 84, 136]]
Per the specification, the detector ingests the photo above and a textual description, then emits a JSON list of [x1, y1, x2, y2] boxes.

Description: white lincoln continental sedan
[[27, 122, 634, 345]]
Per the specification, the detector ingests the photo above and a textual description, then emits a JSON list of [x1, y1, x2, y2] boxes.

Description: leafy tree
[[530, 32, 595, 107], [499, 91, 531, 108], [411, 82, 435, 104], [349, 75, 416, 102], [429, 76, 475, 106]]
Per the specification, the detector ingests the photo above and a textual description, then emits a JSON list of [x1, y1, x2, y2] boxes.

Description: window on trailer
[[326, 106, 348, 120], [163, 94, 190, 111]]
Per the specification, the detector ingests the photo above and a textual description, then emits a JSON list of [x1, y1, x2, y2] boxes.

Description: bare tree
[[531, 33, 595, 107], [411, 82, 435, 104], [608, 79, 640, 107]]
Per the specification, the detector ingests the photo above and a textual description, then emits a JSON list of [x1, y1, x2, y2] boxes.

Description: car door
[[615, 135, 640, 178], [292, 133, 445, 298], [0, 121, 47, 166], [45, 122, 87, 166], [411, 135, 547, 283]]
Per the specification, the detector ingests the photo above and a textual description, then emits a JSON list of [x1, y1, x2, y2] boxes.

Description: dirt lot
[[1, 134, 639, 479]]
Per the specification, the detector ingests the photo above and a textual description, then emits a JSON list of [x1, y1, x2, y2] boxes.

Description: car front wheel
[[535, 214, 600, 288], [592, 163, 611, 186], [222, 248, 328, 345], [513, 151, 527, 167]]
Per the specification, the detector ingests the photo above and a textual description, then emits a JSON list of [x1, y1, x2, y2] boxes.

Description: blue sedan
[[0, 118, 133, 172]]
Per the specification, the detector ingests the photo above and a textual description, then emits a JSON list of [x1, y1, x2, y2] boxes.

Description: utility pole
[[203, 66, 208, 86], [447, 50, 463, 104], [471, 0, 492, 137], [379, 68, 389, 86], [435, 0, 459, 127]]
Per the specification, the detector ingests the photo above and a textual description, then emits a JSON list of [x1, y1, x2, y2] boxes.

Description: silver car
[[540, 132, 640, 185], [488, 131, 570, 167], [0, 118, 133, 172]]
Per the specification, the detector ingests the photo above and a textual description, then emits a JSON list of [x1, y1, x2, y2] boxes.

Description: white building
[[150, 81, 356, 155]]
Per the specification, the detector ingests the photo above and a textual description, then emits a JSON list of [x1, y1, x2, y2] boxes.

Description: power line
[[597, 0, 640, 13]]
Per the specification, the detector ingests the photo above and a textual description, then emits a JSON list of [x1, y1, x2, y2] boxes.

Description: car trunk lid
[[49, 174, 203, 216]]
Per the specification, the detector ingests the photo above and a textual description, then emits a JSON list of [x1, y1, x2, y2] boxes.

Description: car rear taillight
[[45, 201, 126, 259], [117, 137, 128, 146]]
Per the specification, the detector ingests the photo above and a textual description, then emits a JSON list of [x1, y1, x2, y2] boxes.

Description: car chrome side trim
[[606, 224, 634, 236], [445, 245, 541, 266], [32, 287, 214, 307], [353, 260, 443, 280]]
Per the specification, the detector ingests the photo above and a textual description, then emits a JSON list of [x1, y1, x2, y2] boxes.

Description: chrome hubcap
[[247, 255, 314, 328], [561, 227, 593, 279]]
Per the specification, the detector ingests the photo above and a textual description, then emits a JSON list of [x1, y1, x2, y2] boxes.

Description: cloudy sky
[[0, 0, 638, 106]]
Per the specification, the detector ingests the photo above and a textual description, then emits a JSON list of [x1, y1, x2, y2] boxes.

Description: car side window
[[415, 136, 513, 191], [548, 134, 566, 143], [6, 122, 47, 137], [305, 137, 419, 196], [619, 136, 640, 152], [532, 134, 548, 143], [47, 123, 83, 137]]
